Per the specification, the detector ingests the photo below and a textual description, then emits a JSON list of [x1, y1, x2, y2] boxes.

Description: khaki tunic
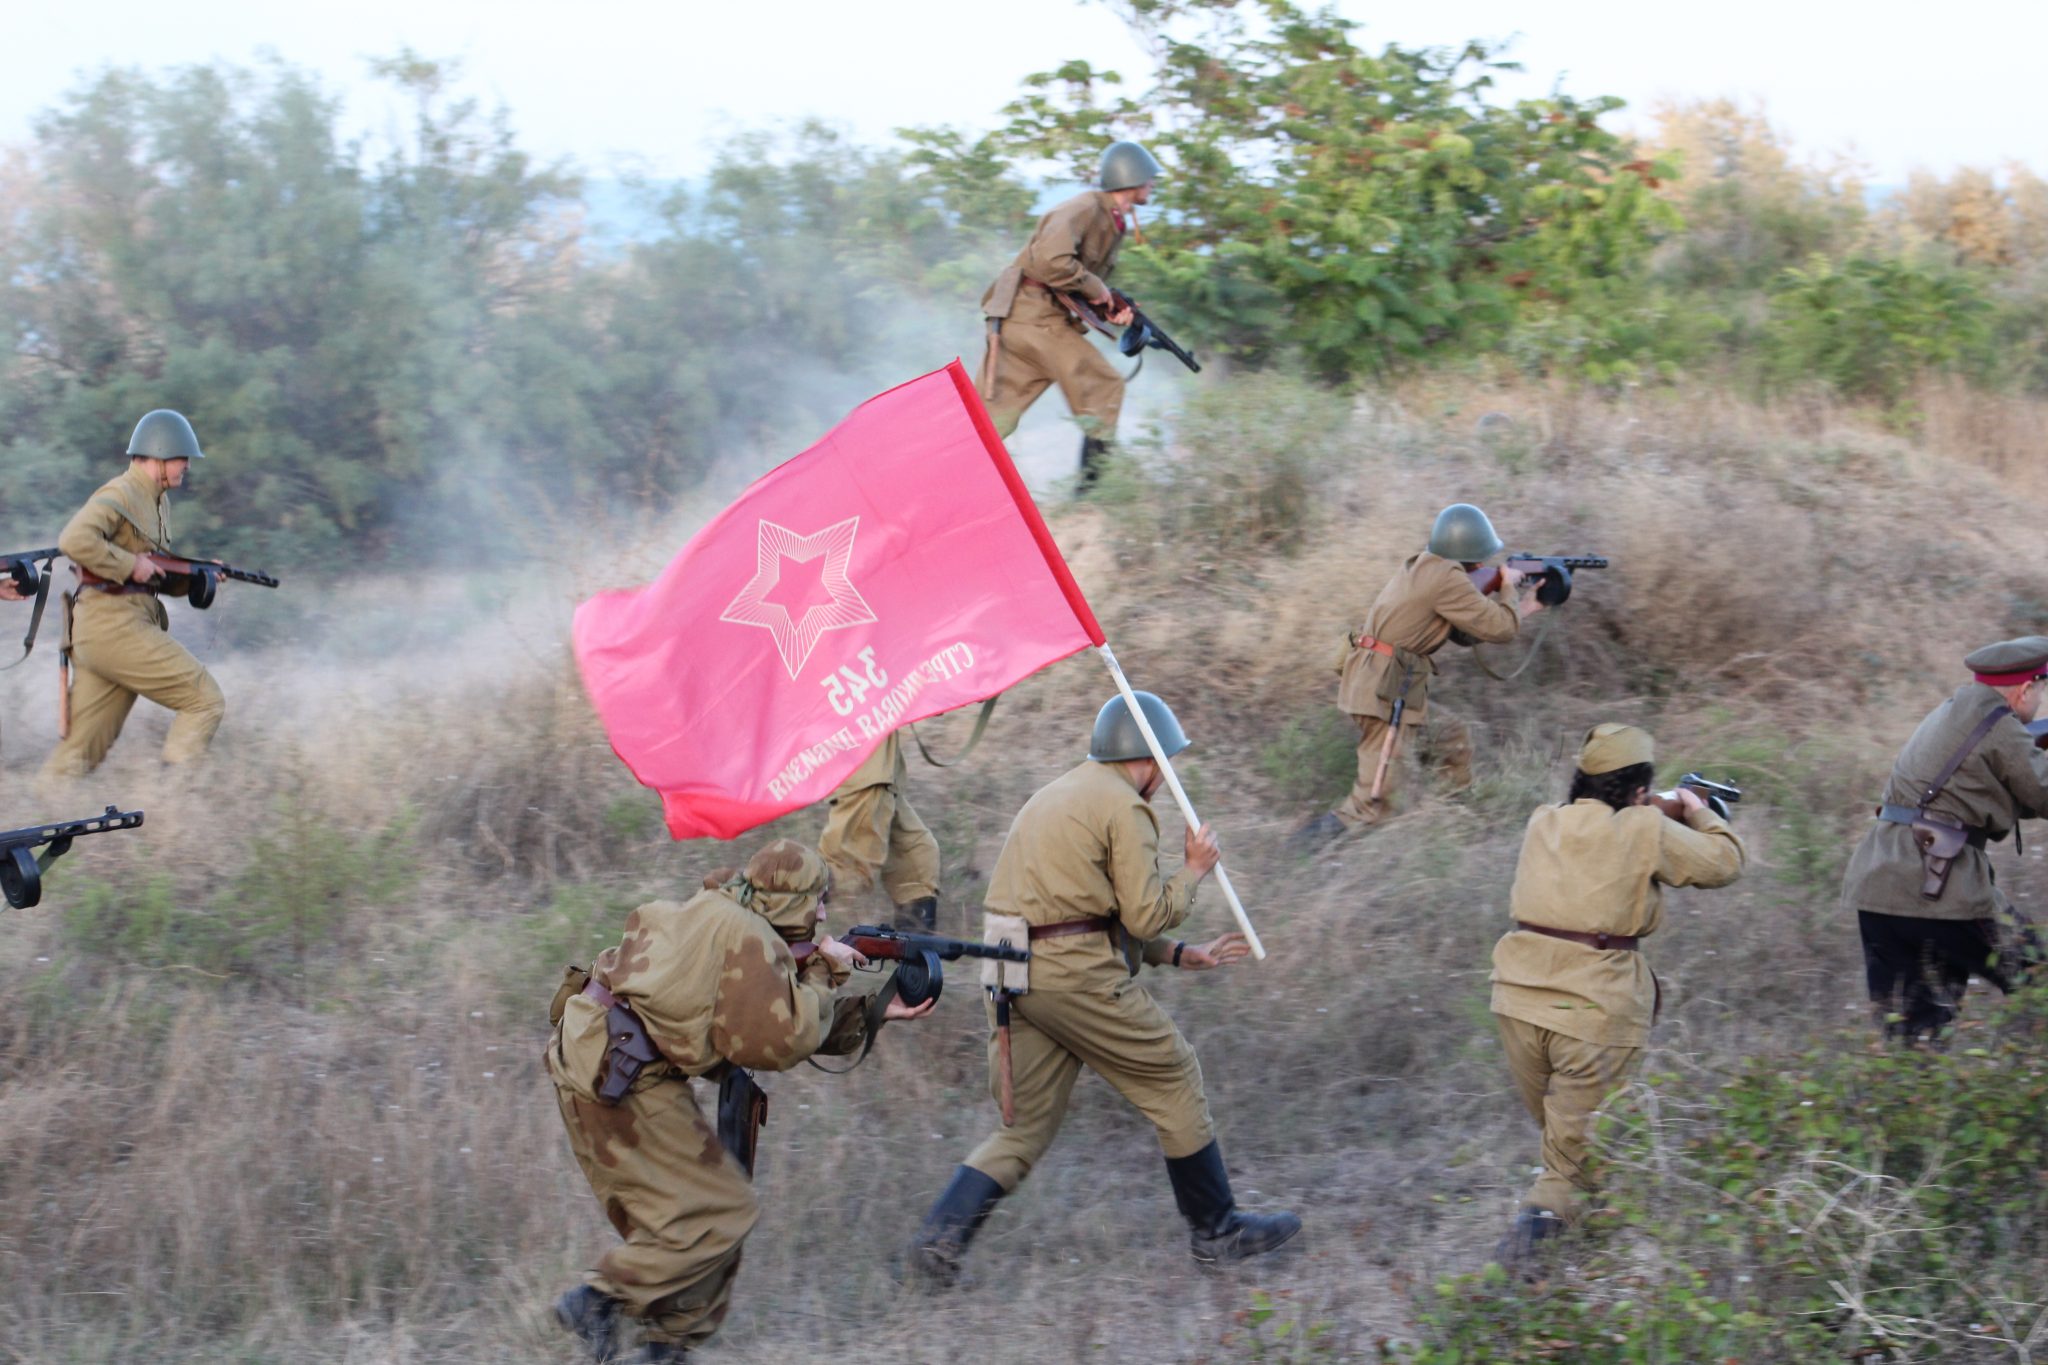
[[1335, 552, 1520, 726], [980, 190, 1129, 441], [818, 732, 940, 907], [547, 890, 870, 1348], [40, 464, 224, 777], [1489, 800, 1744, 1224], [1491, 801, 1746, 1048], [962, 760, 1211, 1191], [1840, 682, 2048, 921]]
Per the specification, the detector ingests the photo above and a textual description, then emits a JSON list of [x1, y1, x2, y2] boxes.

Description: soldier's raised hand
[[1184, 822, 1220, 879], [1178, 932, 1251, 971]]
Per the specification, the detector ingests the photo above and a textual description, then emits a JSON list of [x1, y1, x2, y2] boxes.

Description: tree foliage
[[907, 0, 1680, 381]]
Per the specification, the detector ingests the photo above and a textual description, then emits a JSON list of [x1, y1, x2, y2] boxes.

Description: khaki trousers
[[983, 319, 1125, 441], [41, 596, 223, 778], [1494, 1014, 1643, 1225], [965, 984, 1215, 1192], [1334, 709, 1474, 828], [553, 1072, 754, 1349], [819, 780, 939, 908]]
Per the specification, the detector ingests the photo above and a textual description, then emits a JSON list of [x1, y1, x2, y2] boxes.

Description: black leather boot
[[1078, 435, 1112, 492], [553, 1283, 623, 1362], [895, 895, 939, 932], [1491, 1206, 1565, 1279], [907, 1165, 1006, 1288], [1164, 1142, 1302, 1265]]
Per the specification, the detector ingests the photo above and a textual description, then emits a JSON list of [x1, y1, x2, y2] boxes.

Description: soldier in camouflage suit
[[547, 839, 932, 1363]]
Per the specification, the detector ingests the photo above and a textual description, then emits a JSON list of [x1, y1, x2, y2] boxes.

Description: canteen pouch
[[548, 964, 590, 1027], [981, 912, 1031, 992]]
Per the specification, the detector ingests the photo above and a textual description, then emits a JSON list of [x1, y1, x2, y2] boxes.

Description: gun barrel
[[1678, 773, 1742, 802]]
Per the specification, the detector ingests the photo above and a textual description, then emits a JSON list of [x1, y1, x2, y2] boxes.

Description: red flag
[[573, 361, 1105, 840]]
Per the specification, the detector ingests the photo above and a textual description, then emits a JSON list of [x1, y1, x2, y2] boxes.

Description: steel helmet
[[1099, 140, 1164, 192], [127, 409, 204, 460], [1427, 503, 1502, 562], [1087, 691, 1190, 762]]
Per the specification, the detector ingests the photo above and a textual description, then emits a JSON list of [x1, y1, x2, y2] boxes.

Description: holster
[[595, 998, 661, 1105], [1877, 804, 1986, 900], [716, 1066, 768, 1177]]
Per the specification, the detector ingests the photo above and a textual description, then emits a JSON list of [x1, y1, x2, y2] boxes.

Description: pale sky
[[3, 1, 2041, 186]]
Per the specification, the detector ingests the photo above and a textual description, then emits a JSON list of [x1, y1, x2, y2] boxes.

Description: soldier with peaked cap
[[908, 691, 1299, 1284], [1841, 636, 2048, 1041], [980, 140, 1162, 490], [819, 730, 942, 930], [40, 410, 225, 779], [1300, 503, 1544, 841], [1488, 723, 1745, 1267], [548, 839, 934, 1363]]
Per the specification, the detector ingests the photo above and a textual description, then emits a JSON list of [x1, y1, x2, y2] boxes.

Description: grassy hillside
[[1, 375, 2044, 1363]]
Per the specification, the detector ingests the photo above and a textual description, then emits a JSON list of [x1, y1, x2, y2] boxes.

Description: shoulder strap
[[910, 697, 998, 768], [1921, 704, 2011, 807]]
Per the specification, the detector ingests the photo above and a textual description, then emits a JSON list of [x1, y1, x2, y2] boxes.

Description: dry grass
[[0, 374, 2044, 1362]]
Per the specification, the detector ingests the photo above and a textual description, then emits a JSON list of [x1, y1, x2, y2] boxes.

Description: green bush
[[1411, 986, 2048, 1363], [61, 804, 416, 986], [1764, 255, 1997, 407]]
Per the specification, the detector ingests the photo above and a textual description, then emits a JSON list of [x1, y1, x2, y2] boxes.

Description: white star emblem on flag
[[719, 517, 879, 679]]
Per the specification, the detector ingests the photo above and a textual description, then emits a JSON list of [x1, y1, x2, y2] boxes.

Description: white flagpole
[[1096, 643, 1266, 961]]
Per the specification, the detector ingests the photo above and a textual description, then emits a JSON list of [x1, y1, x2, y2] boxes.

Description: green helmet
[[127, 409, 204, 460], [1099, 140, 1163, 192], [1088, 691, 1190, 762], [1427, 503, 1501, 562]]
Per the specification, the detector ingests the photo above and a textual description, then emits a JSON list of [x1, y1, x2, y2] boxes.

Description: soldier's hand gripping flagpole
[[1096, 643, 1266, 961]]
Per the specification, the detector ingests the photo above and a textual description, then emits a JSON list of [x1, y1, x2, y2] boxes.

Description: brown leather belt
[[1348, 631, 1396, 658], [1515, 921, 1639, 951], [1029, 916, 1116, 941]]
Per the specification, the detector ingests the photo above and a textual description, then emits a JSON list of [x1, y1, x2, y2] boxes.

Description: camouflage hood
[[723, 839, 830, 942]]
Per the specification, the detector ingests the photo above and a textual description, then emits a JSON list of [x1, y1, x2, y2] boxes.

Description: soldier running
[[1488, 723, 1745, 1268], [979, 140, 1162, 489], [548, 839, 934, 1362], [819, 730, 942, 930], [40, 410, 225, 779], [1300, 502, 1544, 842], [1841, 636, 2048, 1040], [908, 691, 1299, 1283]]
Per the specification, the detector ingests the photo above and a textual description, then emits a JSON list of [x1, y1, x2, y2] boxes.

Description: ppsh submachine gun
[[2, 806, 145, 910], [1469, 554, 1609, 607], [1653, 774, 1742, 822], [149, 553, 280, 609], [3, 547, 62, 669], [795, 924, 1031, 1007], [1054, 289, 1202, 374]]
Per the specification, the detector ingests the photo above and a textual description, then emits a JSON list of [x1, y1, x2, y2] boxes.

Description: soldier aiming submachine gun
[[2, 806, 145, 909]]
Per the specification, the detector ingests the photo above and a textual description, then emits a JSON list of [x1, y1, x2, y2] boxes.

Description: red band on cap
[[1974, 668, 2048, 686]]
